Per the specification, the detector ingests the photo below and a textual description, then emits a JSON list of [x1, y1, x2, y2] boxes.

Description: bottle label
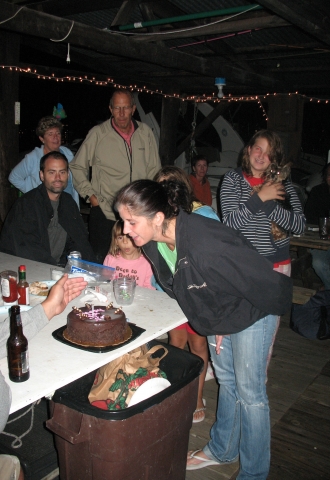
[[18, 287, 30, 305], [1, 278, 10, 297], [21, 351, 29, 374]]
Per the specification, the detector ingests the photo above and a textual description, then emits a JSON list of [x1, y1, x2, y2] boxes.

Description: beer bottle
[[7, 305, 30, 382], [17, 265, 30, 306]]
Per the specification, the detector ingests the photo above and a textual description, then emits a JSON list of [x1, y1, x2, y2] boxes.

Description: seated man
[[0, 274, 87, 480], [304, 164, 330, 289], [0, 151, 96, 266]]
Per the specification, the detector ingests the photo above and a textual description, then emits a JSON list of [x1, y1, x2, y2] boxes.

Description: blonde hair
[[108, 220, 140, 257]]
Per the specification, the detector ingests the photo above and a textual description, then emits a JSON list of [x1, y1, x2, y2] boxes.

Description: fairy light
[[1, 64, 330, 104]]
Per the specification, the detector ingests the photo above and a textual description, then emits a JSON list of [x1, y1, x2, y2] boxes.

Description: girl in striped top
[[220, 130, 305, 272]]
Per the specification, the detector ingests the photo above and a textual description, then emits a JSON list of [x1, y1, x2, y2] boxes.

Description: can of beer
[[69, 251, 82, 259]]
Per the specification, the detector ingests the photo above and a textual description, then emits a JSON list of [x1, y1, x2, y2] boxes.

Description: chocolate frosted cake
[[64, 304, 131, 347]]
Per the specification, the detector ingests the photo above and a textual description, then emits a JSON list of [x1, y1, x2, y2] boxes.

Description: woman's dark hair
[[191, 154, 209, 169], [191, 155, 209, 184], [241, 130, 286, 177], [115, 179, 192, 233]]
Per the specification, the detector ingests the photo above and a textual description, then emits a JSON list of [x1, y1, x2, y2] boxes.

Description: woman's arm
[[8, 149, 41, 193], [268, 181, 306, 234], [220, 171, 276, 230]]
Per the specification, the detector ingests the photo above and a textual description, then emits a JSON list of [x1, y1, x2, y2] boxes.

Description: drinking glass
[[1, 270, 18, 305], [113, 278, 136, 306], [319, 217, 330, 240]]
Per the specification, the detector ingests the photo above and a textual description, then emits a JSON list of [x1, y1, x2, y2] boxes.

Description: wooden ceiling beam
[[111, 0, 141, 27], [257, 0, 330, 47], [134, 13, 289, 42], [0, 1, 278, 89], [17, 0, 127, 16]]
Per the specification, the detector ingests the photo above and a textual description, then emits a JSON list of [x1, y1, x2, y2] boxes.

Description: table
[[0, 253, 187, 414], [290, 229, 330, 251], [290, 227, 330, 288]]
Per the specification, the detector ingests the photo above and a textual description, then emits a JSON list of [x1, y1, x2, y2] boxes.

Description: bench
[[292, 285, 316, 305]]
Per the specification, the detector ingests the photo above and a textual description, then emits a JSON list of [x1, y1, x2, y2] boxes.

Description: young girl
[[220, 129, 305, 273], [103, 220, 154, 289]]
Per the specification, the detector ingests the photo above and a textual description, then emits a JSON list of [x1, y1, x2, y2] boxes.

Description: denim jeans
[[204, 314, 280, 480], [311, 248, 330, 289]]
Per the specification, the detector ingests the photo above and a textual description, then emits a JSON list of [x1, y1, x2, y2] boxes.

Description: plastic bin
[[46, 340, 203, 480]]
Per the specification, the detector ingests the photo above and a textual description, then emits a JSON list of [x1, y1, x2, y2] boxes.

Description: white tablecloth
[[0, 253, 187, 413]]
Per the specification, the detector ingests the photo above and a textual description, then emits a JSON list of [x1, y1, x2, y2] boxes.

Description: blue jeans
[[204, 314, 279, 480], [311, 249, 330, 289]]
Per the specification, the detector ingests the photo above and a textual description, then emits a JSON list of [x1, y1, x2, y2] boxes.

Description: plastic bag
[[88, 344, 168, 410], [63, 256, 115, 284]]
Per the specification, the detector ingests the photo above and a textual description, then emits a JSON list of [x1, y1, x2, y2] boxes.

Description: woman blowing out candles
[[114, 179, 292, 479]]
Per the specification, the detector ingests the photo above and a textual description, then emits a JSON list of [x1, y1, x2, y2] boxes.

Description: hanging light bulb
[[215, 77, 226, 98]]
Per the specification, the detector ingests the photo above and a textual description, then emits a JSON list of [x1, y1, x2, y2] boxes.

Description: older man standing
[[70, 89, 161, 263], [0, 151, 95, 266]]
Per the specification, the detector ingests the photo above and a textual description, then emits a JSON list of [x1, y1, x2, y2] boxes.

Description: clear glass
[[1, 270, 18, 305], [113, 278, 136, 306], [319, 217, 330, 240]]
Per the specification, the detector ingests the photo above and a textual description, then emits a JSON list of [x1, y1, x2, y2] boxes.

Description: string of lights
[[2, 64, 330, 105]]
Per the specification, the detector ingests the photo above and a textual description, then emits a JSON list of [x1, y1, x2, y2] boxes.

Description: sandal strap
[[194, 407, 206, 413], [189, 450, 210, 462]]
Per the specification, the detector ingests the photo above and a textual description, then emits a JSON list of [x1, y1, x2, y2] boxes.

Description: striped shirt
[[220, 167, 306, 263]]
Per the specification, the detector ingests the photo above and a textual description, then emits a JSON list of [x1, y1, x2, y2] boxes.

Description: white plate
[[30, 280, 56, 296], [128, 377, 171, 407]]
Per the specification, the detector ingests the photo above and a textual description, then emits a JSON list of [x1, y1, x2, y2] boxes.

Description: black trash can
[[46, 340, 203, 480]]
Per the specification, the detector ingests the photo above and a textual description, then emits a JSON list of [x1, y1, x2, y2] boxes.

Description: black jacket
[[304, 182, 330, 225], [0, 183, 96, 266], [143, 210, 293, 336]]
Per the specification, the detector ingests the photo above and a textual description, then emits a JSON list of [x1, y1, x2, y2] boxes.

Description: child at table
[[103, 220, 154, 289]]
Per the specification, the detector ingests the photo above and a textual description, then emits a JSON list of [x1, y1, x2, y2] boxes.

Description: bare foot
[[187, 450, 210, 466], [193, 399, 206, 423]]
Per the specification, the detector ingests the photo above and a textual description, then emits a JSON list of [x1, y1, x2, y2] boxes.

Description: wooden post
[[267, 94, 304, 166], [159, 96, 180, 166], [0, 31, 20, 230]]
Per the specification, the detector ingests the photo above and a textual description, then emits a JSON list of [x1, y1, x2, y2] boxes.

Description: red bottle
[[17, 265, 30, 306]]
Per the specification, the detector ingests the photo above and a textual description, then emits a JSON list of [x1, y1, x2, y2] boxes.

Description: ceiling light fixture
[[215, 77, 226, 98]]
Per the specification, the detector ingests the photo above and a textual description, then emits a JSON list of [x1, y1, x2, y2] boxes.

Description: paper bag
[[88, 344, 168, 410]]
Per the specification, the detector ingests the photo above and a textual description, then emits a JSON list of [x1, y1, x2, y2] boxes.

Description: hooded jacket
[[143, 210, 292, 336], [70, 118, 161, 221], [0, 183, 96, 266], [8, 145, 79, 207]]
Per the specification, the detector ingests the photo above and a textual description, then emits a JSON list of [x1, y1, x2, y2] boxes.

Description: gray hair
[[109, 89, 136, 108]]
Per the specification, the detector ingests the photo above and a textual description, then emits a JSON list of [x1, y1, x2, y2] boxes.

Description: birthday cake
[[63, 304, 131, 347]]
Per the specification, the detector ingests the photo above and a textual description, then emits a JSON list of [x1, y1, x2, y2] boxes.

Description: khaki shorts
[[0, 454, 20, 480]]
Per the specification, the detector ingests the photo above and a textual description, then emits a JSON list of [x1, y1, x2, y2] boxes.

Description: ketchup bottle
[[17, 265, 30, 306]]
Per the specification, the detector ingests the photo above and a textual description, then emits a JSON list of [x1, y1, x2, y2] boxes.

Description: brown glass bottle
[[17, 265, 30, 306], [7, 305, 30, 382]]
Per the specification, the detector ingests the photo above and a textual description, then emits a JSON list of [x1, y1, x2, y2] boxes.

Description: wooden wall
[[0, 31, 20, 230], [267, 94, 304, 166]]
